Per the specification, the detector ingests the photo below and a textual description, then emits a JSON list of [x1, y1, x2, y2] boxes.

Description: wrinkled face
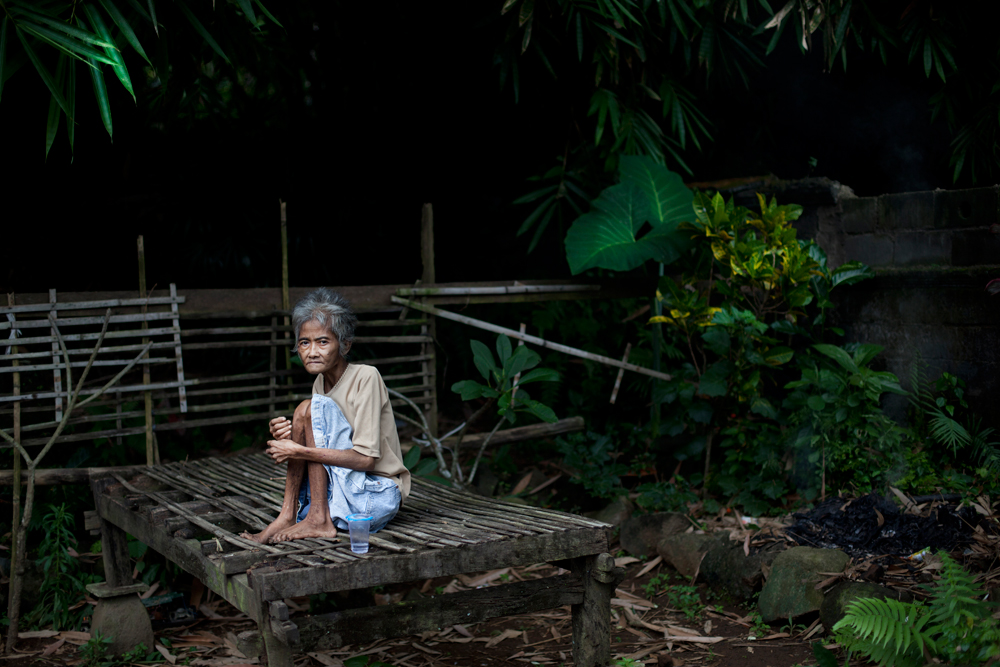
[[297, 320, 350, 375]]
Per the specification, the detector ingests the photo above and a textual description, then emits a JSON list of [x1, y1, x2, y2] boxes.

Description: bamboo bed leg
[[6, 295, 22, 637], [269, 311, 277, 417], [138, 236, 155, 466], [570, 553, 623, 667], [170, 283, 188, 414]]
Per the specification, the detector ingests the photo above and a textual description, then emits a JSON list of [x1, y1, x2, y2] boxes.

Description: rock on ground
[[619, 513, 690, 558], [758, 547, 850, 622], [657, 533, 720, 579], [699, 538, 786, 601], [819, 581, 912, 631], [585, 497, 634, 529]]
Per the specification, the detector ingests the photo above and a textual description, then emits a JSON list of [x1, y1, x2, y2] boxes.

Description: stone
[[90, 594, 155, 656], [699, 539, 786, 601], [656, 533, 718, 579], [819, 581, 911, 631], [619, 513, 691, 558], [585, 497, 634, 528], [757, 547, 850, 622]]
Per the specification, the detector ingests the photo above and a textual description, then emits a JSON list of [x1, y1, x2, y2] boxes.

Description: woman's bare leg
[[243, 400, 312, 544], [272, 404, 338, 542]]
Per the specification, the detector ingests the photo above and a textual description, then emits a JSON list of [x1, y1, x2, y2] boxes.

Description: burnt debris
[[785, 493, 979, 557]]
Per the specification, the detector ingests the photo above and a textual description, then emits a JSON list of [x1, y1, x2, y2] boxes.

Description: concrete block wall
[[815, 185, 1000, 424]]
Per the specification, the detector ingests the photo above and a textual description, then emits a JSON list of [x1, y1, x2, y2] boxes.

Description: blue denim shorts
[[296, 394, 401, 532]]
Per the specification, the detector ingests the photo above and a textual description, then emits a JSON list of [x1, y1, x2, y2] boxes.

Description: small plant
[[613, 659, 642, 667], [644, 576, 703, 621], [746, 610, 771, 638], [833, 552, 1000, 666], [80, 632, 153, 667]]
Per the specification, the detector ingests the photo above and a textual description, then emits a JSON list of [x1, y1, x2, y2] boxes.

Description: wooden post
[[170, 283, 188, 414], [49, 289, 63, 422], [511, 323, 526, 401], [570, 552, 623, 667], [420, 203, 438, 438], [138, 236, 154, 466], [280, 201, 292, 411], [6, 294, 22, 631], [269, 310, 277, 417], [609, 343, 632, 404]]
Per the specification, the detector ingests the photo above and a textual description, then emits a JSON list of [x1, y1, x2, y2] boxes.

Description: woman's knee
[[293, 399, 312, 426]]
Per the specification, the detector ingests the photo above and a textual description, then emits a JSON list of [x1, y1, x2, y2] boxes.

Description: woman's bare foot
[[243, 515, 296, 544], [272, 516, 338, 542]]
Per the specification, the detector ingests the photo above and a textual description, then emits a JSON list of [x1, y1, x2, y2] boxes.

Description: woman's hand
[[269, 416, 292, 440], [266, 439, 305, 464]]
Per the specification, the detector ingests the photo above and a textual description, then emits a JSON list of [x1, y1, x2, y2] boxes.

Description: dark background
[[0, 2, 953, 297]]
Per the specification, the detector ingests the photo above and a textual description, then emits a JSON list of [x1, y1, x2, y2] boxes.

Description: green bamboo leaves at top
[[83, 3, 134, 100]]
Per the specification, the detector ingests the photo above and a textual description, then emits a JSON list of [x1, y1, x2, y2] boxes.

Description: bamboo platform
[[89, 454, 621, 666]]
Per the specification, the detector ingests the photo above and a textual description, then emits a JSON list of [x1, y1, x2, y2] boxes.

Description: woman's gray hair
[[291, 288, 358, 358]]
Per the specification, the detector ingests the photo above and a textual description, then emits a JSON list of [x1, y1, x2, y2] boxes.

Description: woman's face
[[297, 319, 350, 375]]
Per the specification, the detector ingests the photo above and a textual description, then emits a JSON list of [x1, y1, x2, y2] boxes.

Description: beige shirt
[[311, 364, 411, 502]]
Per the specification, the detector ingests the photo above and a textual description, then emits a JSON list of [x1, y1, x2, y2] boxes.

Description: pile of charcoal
[[784, 493, 980, 558]]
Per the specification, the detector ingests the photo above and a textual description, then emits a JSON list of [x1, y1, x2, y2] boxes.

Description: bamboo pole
[[420, 203, 438, 437], [138, 235, 155, 466], [610, 343, 632, 404], [6, 294, 22, 635], [280, 201, 291, 388], [391, 296, 673, 382]]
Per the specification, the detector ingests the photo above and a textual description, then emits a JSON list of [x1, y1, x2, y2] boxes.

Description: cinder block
[[843, 234, 894, 267], [840, 196, 877, 234], [894, 231, 951, 266], [879, 191, 935, 231], [934, 186, 999, 229], [950, 229, 1000, 266]]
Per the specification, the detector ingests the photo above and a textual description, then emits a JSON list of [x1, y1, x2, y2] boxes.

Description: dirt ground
[[2, 552, 823, 667]]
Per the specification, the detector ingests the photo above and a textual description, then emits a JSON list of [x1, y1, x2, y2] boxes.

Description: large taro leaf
[[619, 155, 694, 227], [566, 182, 659, 273]]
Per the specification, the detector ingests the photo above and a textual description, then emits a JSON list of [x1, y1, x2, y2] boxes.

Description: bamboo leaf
[[148, 0, 159, 36], [88, 56, 113, 139], [9, 6, 118, 48], [235, 0, 258, 25], [576, 12, 583, 60], [527, 203, 556, 253], [15, 28, 73, 117], [517, 197, 554, 236], [923, 38, 932, 78], [83, 4, 134, 100], [17, 23, 118, 66], [45, 55, 67, 161], [0, 16, 8, 106], [97, 0, 151, 63], [124, 0, 153, 23], [253, 0, 283, 28], [175, 0, 230, 63]]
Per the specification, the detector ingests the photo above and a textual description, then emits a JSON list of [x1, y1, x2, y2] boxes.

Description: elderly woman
[[245, 288, 410, 544]]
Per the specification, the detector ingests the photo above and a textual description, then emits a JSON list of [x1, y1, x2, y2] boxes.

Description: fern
[[834, 598, 930, 667], [834, 553, 1000, 666]]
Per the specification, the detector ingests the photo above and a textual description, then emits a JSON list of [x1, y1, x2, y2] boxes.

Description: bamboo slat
[[0, 295, 184, 315]]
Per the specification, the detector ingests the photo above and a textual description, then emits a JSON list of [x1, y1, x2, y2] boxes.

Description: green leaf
[[412, 458, 438, 476], [16, 22, 117, 66], [0, 16, 9, 106], [698, 360, 731, 397], [97, 0, 151, 63], [688, 401, 713, 424], [253, 0, 283, 28], [806, 395, 826, 411], [451, 380, 487, 401], [831, 260, 874, 287], [701, 327, 730, 355], [175, 0, 231, 64], [402, 444, 420, 469], [764, 346, 794, 366], [506, 345, 541, 378], [146, 0, 159, 36], [88, 56, 113, 139], [515, 367, 559, 385], [496, 335, 513, 368], [618, 155, 694, 226], [852, 343, 883, 368], [235, 0, 258, 25], [83, 4, 134, 100], [750, 397, 778, 419], [470, 340, 498, 382], [517, 397, 558, 423], [15, 28, 73, 118], [10, 7, 118, 49], [813, 344, 859, 373]]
